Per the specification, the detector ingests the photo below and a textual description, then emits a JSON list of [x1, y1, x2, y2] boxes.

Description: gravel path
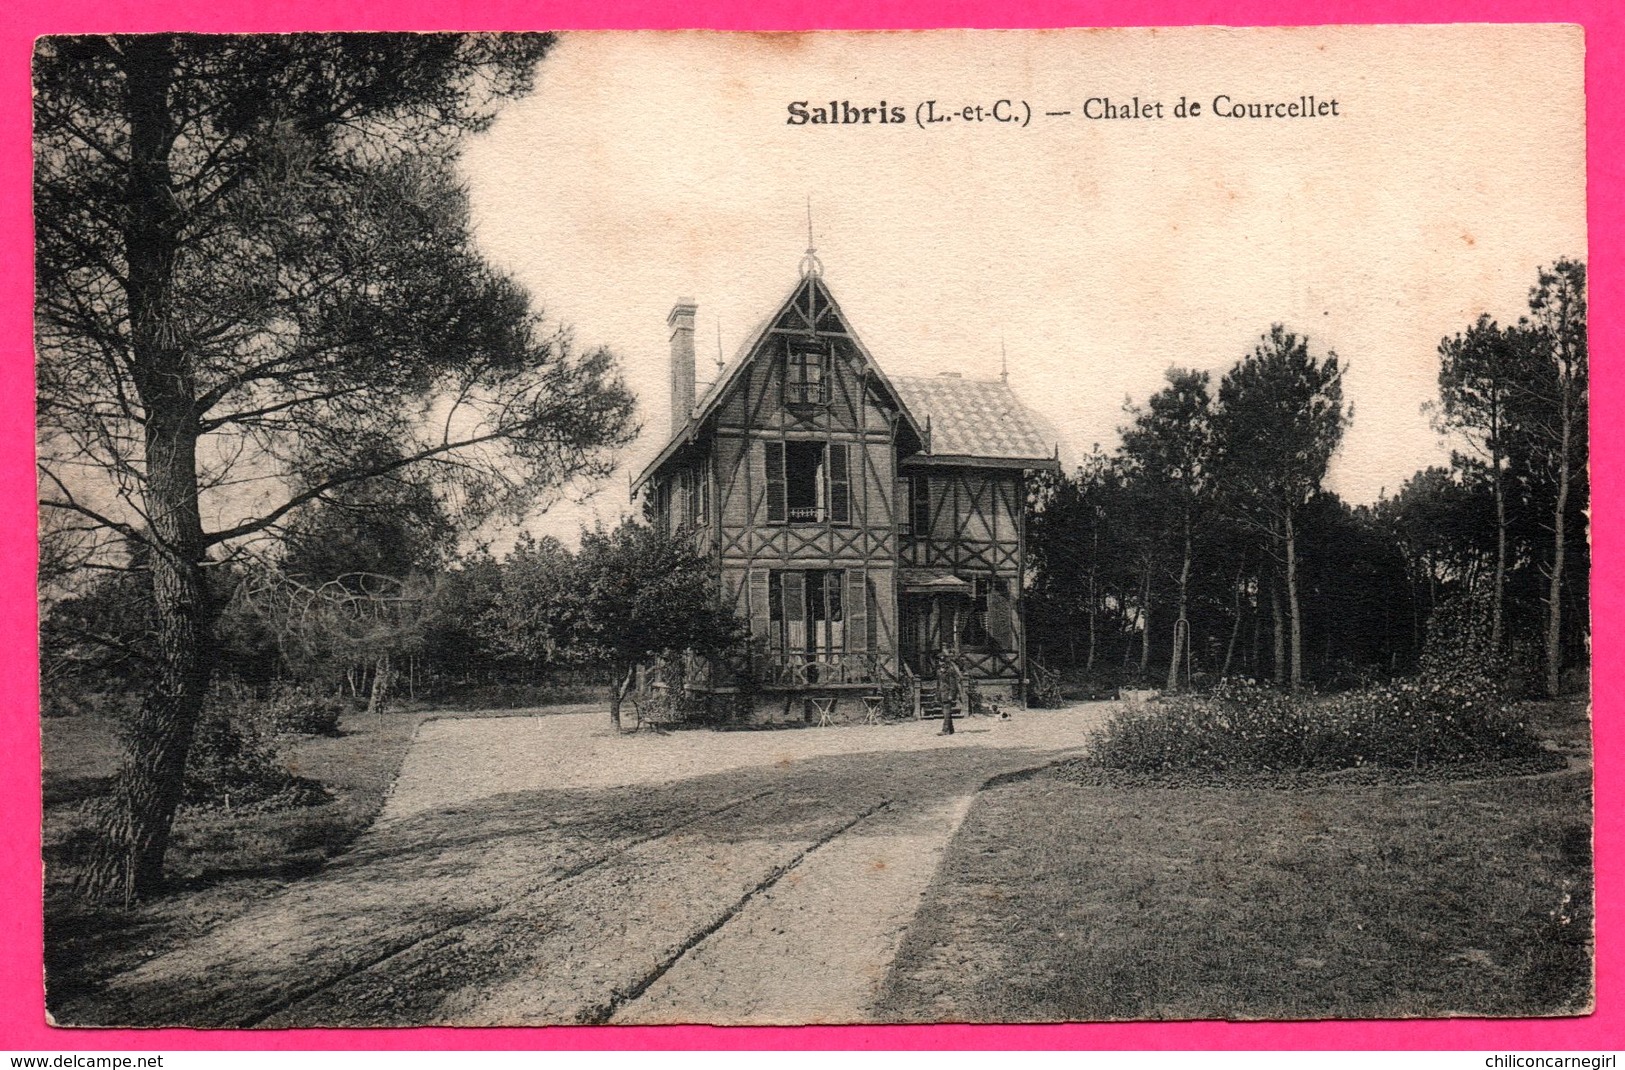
[[64, 704, 1113, 1027], [384, 706, 1109, 821], [615, 795, 975, 1025]]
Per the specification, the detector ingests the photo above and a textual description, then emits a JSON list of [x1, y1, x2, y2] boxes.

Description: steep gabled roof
[[632, 272, 924, 493], [891, 374, 1060, 468]]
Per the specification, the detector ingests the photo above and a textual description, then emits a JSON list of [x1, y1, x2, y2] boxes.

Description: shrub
[[640, 680, 712, 726], [1086, 588, 1560, 777], [1088, 675, 1544, 776], [626, 658, 725, 727], [255, 682, 349, 736], [1418, 588, 1542, 699], [183, 695, 328, 811], [875, 684, 911, 720]]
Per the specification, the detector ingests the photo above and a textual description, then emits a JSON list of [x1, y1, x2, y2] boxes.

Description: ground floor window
[[768, 569, 845, 656]]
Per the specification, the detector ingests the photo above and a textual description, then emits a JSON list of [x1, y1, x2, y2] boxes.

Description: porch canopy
[[899, 568, 974, 595]]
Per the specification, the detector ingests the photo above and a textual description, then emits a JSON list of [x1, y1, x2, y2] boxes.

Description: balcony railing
[[755, 651, 891, 689]]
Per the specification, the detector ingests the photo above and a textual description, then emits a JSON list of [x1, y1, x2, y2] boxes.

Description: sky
[[459, 26, 1587, 547]]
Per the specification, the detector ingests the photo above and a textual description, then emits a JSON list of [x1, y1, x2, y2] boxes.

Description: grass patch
[[877, 698, 1592, 1023], [42, 699, 604, 1008]]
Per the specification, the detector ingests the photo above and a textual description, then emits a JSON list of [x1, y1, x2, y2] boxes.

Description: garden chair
[[810, 696, 837, 727], [861, 693, 884, 725]]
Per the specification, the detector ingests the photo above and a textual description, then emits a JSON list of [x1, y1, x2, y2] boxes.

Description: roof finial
[[1000, 334, 1009, 384], [715, 318, 725, 378], [800, 196, 824, 278]]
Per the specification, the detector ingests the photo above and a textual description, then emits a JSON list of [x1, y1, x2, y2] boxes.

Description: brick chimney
[[668, 299, 697, 434]]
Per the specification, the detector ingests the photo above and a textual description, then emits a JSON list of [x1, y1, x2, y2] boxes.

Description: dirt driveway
[[64, 704, 1113, 1027]]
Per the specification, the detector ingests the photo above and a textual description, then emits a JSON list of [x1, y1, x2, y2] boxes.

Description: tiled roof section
[[890, 375, 1056, 462]]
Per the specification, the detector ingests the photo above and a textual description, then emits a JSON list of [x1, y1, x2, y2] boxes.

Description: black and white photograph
[[35, 26, 1591, 1027]]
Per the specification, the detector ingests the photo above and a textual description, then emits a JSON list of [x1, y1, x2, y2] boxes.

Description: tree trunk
[[86, 543, 215, 904], [610, 663, 633, 731], [1086, 526, 1100, 673], [1427, 554, 1438, 617], [1221, 567, 1245, 679], [1166, 519, 1192, 691], [1546, 378, 1573, 697], [1284, 504, 1303, 692], [1085, 562, 1098, 673], [366, 652, 392, 723], [1269, 570, 1286, 687], [1492, 450, 1506, 652], [1408, 558, 1423, 664], [1250, 576, 1262, 677], [84, 38, 216, 903], [1138, 560, 1153, 681]]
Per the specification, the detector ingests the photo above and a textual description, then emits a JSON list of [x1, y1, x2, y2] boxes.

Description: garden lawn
[[877, 702, 1592, 1022], [42, 701, 598, 1010]]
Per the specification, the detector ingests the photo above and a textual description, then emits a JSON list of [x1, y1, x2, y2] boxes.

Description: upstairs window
[[678, 469, 693, 528], [786, 441, 825, 523], [784, 340, 830, 406], [765, 441, 850, 525], [910, 475, 932, 536]]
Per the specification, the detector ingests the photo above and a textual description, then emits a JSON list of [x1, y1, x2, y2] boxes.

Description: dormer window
[[784, 339, 830, 406]]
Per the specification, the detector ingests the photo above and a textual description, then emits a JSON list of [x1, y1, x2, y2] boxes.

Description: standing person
[[938, 652, 958, 736]]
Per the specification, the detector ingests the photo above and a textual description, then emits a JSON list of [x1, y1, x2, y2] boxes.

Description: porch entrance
[[899, 570, 973, 678]]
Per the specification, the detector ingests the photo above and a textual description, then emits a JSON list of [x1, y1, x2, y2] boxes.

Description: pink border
[[2, 0, 1617, 1052]]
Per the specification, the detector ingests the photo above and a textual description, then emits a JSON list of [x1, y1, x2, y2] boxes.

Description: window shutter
[[988, 578, 1014, 650], [783, 570, 806, 624], [765, 441, 786, 523], [768, 572, 785, 652], [748, 569, 772, 643], [819, 345, 833, 403], [846, 570, 867, 653], [783, 570, 806, 654], [828, 443, 850, 524], [895, 478, 910, 534]]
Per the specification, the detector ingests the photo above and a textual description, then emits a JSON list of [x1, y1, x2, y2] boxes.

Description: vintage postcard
[[35, 25, 1590, 1027]]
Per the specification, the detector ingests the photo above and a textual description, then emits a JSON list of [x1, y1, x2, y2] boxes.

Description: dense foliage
[[1086, 592, 1549, 776], [1027, 262, 1588, 700], [43, 516, 743, 759]]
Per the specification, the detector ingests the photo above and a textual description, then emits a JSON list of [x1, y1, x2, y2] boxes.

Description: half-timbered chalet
[[633, 256, 1060, 722]]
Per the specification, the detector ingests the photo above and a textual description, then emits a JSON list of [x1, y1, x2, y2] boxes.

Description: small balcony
[[755, 651, 890, 689]]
